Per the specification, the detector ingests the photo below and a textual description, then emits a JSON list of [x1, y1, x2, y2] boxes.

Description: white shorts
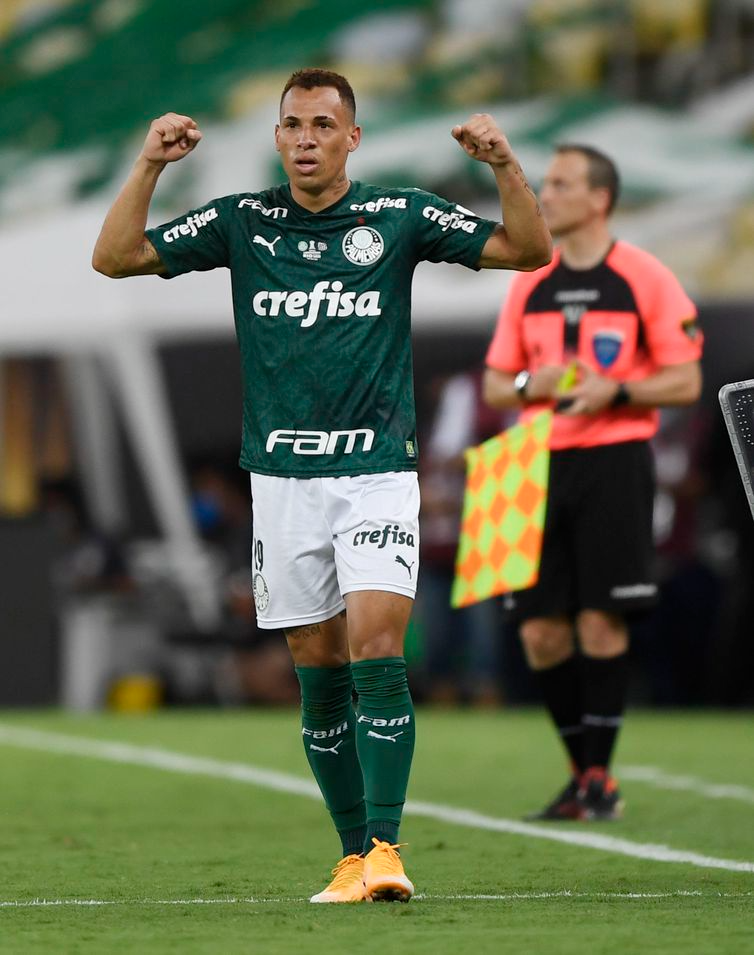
[[249, 470, 420, 630]]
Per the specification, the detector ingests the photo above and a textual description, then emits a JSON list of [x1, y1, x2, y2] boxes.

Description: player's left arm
[[452, 114, 552, 271], [559, 359, 702, 416]]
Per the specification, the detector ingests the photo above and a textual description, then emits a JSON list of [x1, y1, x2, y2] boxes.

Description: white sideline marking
[[0, 890, 751, 908], [0, 725, 753, 875], [620, 765, 754, 804]]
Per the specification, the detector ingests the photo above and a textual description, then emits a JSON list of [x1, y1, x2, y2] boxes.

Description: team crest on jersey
[[252, 573, 270, 612], [297, 239, 328, 261], [592, 330, 625, 368], [342, 226, 384, 266]]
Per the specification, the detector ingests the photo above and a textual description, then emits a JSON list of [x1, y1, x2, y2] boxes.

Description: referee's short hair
[[280, 68, 356, 123], [556, 143, 620, 214]]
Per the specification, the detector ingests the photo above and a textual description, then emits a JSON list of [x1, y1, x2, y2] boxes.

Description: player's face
[[276, 86, 360, 201], [539, 151, 608, 238]]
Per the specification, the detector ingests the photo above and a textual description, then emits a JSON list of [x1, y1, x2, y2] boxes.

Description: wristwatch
[[610, 381, 631, 408], [514, 370, 531, 401]]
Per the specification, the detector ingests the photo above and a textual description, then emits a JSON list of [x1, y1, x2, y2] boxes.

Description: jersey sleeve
[[146, 197, 231, 278], [485, 272, 532, 371], [626, 253, 703, 365], [410, 190, 497, 269]]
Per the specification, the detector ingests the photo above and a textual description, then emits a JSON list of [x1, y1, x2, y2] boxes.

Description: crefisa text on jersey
[[162, 208, 218, 242], [422, 205, 478, 233], [349, 197, 408, 213], [252, 280, 381, 327]]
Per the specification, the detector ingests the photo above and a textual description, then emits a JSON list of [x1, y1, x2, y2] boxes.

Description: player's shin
[[351, 657, 415, 849], [295, 664, 366, 856]]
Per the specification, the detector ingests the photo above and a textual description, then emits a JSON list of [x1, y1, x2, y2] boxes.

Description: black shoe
[[524, 777, 582, 821], [577, 768, 624, 821]]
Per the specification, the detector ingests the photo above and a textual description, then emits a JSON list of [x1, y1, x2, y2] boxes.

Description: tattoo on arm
[[512, 163, 542, 215], [138, 237, 166, 274]]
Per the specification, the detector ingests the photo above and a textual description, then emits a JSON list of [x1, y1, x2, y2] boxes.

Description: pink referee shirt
[[485, 241, 703, 450]]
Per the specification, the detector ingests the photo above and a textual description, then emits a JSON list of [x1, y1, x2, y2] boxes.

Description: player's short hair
[[280, 69, 356, 123], [555, 143, 620, 214]]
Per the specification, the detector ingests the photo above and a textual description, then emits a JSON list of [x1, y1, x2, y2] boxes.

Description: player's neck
[[557, 222, 613, 271], [289, 176, 352, 213]]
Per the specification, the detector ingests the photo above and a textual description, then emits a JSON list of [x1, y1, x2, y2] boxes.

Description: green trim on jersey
[[146, 182, 497, 477]]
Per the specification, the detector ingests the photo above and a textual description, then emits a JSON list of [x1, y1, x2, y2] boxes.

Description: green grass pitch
[[0, 707, 751, 954]]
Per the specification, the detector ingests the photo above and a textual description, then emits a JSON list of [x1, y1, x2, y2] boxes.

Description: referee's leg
[[519, 616, 588, 820], [576, 608, 630, 818]]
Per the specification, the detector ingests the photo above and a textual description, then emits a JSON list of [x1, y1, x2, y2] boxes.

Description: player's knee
[[577, 609, 628, 657], [349, 629, 404, 661], [519, 618, 573, 669]]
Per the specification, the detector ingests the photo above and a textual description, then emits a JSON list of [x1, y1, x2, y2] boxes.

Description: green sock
[[295, 664, 366, 857], [351, 657, 415, 854]]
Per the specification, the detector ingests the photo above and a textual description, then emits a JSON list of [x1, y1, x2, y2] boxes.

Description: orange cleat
[[362, 838, 414, 902], [309, 853, 366, 903]]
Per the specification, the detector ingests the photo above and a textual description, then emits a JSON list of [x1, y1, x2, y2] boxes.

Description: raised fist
[[451, 113, 514, 166], [141, 112, 202, 165]]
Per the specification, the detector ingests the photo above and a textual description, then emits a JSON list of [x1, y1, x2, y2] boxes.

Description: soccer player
[[92, 69, 551, 901], [483, 145, 703, 821]]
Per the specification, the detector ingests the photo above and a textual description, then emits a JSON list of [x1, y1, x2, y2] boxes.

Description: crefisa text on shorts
[[352, 524, 416, 549]]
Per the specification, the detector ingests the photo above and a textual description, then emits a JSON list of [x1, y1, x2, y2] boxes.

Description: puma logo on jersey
[[309, 741, 343, 755], [253, 234, 281, 256], [367, 730, 404, 743], [395, 555, 415, 578]]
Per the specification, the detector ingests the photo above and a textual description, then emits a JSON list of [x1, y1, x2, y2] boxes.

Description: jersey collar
[[282, 180, 358, 217]]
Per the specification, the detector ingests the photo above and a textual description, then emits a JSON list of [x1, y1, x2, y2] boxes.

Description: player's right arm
[[92, 113, 202, 278]]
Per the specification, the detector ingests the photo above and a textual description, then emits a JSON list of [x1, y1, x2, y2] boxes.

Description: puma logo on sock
[[367, 730, 404, 743], [309, 741, 343, 755]]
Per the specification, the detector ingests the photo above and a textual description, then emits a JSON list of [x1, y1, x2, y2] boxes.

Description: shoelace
[[328, 853, 363, 888], [369, 838, 407, 868]]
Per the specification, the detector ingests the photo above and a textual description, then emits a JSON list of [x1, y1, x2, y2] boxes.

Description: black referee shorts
[[504, 440, 657, 623]]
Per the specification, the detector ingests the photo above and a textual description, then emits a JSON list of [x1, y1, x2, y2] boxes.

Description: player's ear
[[347, 125, 361, 153], [274, 124, 281, 152]]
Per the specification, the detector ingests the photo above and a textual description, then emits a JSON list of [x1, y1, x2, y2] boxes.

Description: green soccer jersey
[[147, 181, 497, 477]]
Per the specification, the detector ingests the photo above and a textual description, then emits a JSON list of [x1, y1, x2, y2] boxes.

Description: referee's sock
[[536, 654, 585, 774], [295, 663, 367, 858], [579, 652, 630, 772]]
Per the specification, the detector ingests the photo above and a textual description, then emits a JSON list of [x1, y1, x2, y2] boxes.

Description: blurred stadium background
[[2, 0, 754, 712]]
